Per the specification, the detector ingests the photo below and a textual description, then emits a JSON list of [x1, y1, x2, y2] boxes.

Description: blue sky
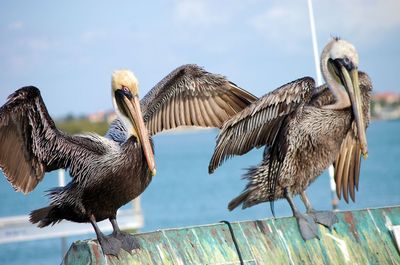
[[1, 0, 399, 117]]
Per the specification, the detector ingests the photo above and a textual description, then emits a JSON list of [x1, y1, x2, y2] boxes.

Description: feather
[[0, 87, 108, 193], [141, 64, 257, 135], [209, 77, 314, 173]]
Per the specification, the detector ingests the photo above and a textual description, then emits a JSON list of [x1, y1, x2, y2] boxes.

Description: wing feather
[[203, 98, 220, 126], [333, 72, 372, 203], [214, 95, 236, 116], [193, 97, 206, 126], [163, 100, 170, 130], [188, 97, 199, 126], [156, 103, 163, 133], [178, 93, 185, 126], [0, 87, 108, 193], [208, 97, 226, 123], [183, 96, 191, 125], [141, 64, 257, 135], [209, 77, 314, 173], [334, 122, 362, 203], [198, 98, 213, 126], [354, 145, 361, 190], [169, 95, 177, 128], [151, 109, 157, 134]]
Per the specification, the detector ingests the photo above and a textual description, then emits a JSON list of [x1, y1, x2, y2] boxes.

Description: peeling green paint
[[62, 206, 400, 265]]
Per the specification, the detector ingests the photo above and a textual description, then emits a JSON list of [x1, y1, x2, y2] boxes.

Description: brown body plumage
[[226, 74, 371, 210], [31, 137, 152, 226], [0, 64, 257, 255], [209, 39, 372, 240]]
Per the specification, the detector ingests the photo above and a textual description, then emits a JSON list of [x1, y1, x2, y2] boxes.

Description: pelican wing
[[333, 122, 361, 203], [209, 77, 314, 173], [140, 64, 258, 136], [333, 72, 372, 203], [0, 87, 108, 193]]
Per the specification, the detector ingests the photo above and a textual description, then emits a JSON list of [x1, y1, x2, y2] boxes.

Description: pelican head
[[112, 70, 139, 96], [112, 70, 156, 176], [321, 38, 368, 159]]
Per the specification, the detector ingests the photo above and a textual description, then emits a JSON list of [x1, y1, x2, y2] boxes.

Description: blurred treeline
[[56, 115, 110, 135]]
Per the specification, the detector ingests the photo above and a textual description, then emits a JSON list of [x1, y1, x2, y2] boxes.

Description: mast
[[307, 0, 338, 210]]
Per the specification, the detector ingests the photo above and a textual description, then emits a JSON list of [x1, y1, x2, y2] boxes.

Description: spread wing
[[209, 77, 315, 173], [140, 64, 258, 136], [0, 87, 108, 193]]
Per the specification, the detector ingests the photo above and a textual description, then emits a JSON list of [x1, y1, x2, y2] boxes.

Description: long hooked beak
[[341, 66, 368, 159], [123, 95, 157, 176]]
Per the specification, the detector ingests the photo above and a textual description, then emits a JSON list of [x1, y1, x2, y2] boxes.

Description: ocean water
[[0, 120, 399, 264]]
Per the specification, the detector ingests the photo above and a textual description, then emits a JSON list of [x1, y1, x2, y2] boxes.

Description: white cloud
[[248, 0, 400, 52], [315, 0, 400, 44]]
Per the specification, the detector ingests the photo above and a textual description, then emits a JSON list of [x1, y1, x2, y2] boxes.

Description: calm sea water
[[0, 120, 399, 264]]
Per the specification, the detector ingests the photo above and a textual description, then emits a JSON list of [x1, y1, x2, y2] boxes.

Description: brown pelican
[[0, 64, 257, 255], [209, 38, 372, 240]]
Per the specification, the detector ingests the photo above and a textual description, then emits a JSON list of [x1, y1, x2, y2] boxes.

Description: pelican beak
[[122, 94, 157, 176], [341, 66, 368, 159]]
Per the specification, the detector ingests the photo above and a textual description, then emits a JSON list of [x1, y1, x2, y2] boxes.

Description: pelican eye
[[120, 86, 133, 99], [340, 57, 354, 72]]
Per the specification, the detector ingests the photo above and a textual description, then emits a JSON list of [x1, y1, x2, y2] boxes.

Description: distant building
[[87, 110, 116, 123], [372, 92, 400, 120], [373, 92, 400, 104]]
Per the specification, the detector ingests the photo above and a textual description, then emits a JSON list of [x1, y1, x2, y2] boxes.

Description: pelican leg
[[300, 191, 338, 229], [284, 188, 319, 240], [89, 215, 121, 256], [109, 216, 139, 253]]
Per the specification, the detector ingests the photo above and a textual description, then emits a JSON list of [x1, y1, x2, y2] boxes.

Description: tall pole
[[58, 170, 68, 256], [306, 0, 338, 210], [307, 0, 323, 85]]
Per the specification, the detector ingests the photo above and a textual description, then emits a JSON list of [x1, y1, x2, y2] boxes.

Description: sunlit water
[[0, 120, 399, 264]]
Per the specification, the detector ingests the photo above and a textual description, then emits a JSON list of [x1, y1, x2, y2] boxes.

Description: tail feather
[[30, 205, 58, 227], [228, 190, 251, 211]]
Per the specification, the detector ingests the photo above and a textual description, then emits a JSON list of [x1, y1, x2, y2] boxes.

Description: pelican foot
[[294, 212, 320, 240], [98, 235, 122, 256], [308, 211, 338, 229], [112, 231, 139, 253]]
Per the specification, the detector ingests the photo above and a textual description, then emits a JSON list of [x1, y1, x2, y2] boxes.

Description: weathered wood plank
[[62, 206, 400, 265]]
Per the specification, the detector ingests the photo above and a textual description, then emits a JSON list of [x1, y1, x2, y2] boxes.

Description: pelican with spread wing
[[0, 64, 257, 255], [209, 38, 372, 240]]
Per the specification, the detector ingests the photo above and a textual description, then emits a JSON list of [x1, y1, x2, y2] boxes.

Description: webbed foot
[[112, 231, 139, 253], [309, 210, 338, 229], [294, 212, 320, 240], [98, 235, 122, 256]]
